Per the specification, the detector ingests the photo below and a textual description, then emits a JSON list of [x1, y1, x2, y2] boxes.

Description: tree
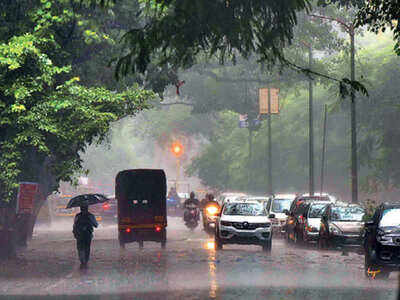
[[116, 0, 311, 73], [0, 0, 156, 255]]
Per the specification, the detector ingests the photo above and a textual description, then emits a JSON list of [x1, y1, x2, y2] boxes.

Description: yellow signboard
[[259, 88, 279, 114]]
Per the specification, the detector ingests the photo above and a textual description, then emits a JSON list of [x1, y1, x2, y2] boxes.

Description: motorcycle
[[203, 202, 220, 236], [184, 203, 200, 230]]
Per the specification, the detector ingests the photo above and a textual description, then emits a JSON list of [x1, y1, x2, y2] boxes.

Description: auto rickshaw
[[116, 169, 167, 249]]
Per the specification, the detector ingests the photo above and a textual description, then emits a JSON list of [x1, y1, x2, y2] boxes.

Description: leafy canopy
[[0, 0, 156, 201]]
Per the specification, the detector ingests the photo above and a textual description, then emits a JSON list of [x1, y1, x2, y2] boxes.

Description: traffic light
[[171, 141, 183, 157]]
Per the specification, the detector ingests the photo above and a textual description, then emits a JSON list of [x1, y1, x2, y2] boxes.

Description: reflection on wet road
[[0, 217, 398, 299]]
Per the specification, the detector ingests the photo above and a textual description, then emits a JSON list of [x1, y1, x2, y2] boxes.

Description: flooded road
[[0, 218, 398, 299]]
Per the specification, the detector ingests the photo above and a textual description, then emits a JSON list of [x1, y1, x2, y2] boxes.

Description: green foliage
[[116, 0, 312, 76], [0, 1, 156, 201], [355, 0, 400, 56]]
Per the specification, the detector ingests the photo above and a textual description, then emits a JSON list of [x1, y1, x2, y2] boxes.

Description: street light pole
[[320, 104, 328, 194], [308, 14, 358, 203], [350, 25, 358, 204], [308, 44, 314, 196]]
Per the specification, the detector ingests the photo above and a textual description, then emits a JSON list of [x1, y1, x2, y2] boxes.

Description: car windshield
[[271, 199, 292, 213], [379, 208, 400, 227], [223, 202, 266, 216], [308, 204, 327, 218], [331, 206, 365, 221]]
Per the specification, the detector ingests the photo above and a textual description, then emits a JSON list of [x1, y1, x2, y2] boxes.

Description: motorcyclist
[[167, 187, 181, 208], [183, 192, 200, 222], [202, 194, 220, 227], [73, 205, 98, 268]]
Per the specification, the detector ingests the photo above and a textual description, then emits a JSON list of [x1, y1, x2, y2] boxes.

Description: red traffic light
[[171, 142, 183, 157]]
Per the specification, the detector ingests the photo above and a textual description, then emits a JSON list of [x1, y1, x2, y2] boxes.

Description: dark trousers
[[76, 238, 92, 265]]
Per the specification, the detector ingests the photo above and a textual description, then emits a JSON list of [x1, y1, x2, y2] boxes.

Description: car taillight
[[103, 203, 110, 210], [126, 228, 131, 233], [155, 226, 162, 232]]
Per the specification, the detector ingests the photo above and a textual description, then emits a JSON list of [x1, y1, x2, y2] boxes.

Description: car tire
[[161, 241, 166, 249], [262, 240, 272, 252], [139, 241, 144, 249]]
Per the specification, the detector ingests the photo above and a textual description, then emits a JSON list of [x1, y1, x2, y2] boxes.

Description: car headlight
[[221, 221, 232, 226], [329, 224, 342, 235]]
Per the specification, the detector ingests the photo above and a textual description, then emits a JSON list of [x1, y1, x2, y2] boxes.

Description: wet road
[[0, 217, 398, 299]]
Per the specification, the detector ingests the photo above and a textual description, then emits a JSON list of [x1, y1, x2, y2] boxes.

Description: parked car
[[267, 194, 296, 236], [364, 203, 400, 279], [302, 201, 329, 244], [284, 194, 334, 245], [215, 199, 274, 252], [319, 203, 365, 251]]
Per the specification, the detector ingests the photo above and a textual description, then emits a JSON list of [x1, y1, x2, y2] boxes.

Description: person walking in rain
[[73, 205, 98, 268]]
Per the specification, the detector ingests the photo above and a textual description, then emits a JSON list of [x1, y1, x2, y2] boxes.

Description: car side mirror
[[283, 209, 289, 216], [269, 213, 275, 219]]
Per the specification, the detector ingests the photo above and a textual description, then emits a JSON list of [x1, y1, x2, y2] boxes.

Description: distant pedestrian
[[72, 205, 98, 268]]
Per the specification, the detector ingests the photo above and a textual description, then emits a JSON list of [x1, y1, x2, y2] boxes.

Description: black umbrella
[[66, 194, 109, 209]]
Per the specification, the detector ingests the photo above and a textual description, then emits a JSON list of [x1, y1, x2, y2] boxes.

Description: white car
[[303, 201, 330, 243], [215, 200, 273, 251], [267, 194, 296, 235]]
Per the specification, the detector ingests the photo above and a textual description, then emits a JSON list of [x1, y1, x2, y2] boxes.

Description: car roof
[[309, 201, 330, 206], [245, 196, 270, 200], [382, 203, 400, 209], [330, 202, 363, 208], [273, 194, 297, 199]]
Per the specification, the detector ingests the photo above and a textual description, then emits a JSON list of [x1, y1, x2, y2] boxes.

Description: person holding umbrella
[[67, 194, 107, 268], [73, 205, 98, 268]]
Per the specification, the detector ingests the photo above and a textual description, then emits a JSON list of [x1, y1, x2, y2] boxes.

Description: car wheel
[[139, 241, 144, 249], [161, 241, 166, 249], [262, 240, 272, 252]]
